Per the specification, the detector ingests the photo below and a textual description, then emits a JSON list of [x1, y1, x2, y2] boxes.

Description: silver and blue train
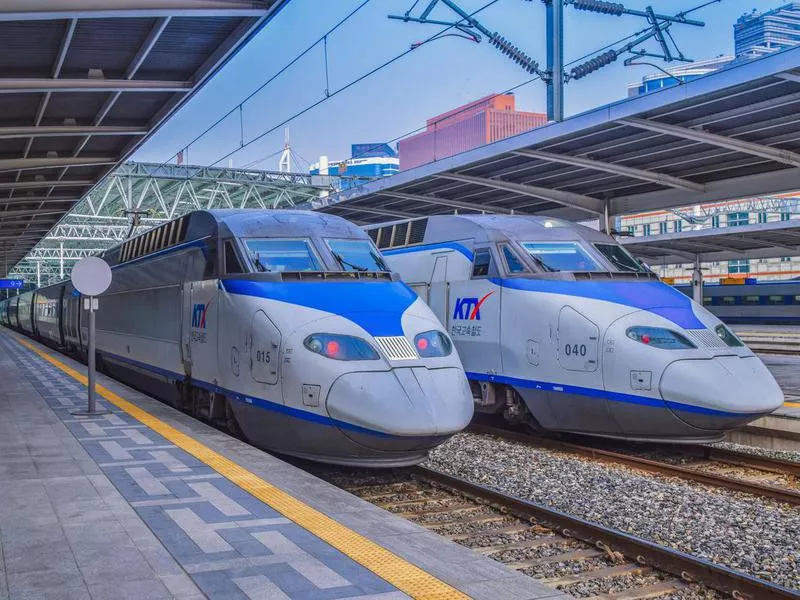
[[368, 214, 784, 443], [675, 279, 800, 325], [0, 210, 474, 466]]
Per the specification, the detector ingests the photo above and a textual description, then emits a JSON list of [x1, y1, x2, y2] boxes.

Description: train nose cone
[[326, 367, 474, 450], [659, 355, 784, 430]]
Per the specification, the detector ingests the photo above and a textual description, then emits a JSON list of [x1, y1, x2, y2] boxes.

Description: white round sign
[[71, 256, 112, 296]]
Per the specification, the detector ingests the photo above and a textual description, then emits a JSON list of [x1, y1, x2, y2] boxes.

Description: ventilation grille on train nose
[[374, 336, 419, 360], [684, 329, 726, 349]]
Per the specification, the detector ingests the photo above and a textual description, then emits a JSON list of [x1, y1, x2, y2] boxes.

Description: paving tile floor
[[0, 334, 401, 600], [0, 331, 563, 600]]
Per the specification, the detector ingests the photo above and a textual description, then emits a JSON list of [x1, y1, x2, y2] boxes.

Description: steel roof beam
[[377, 190, 520, 215], [0, 1, 269, 20], [0, 196, 77, 205], [619, 117, 800, 169], [435, 173, 605, 215], [0, 126, 148, 139], [627, 244, 696, 261], [322, 204, 418, 220], [0, 157, 116, 172], [0, 208, 67, 219], [0, 180, 92, 190], [0, 79, 191, 93], [511, 149, 705, 192]]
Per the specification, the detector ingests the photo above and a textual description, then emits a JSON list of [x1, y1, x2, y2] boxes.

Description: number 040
[[564, 344, 587, 357]]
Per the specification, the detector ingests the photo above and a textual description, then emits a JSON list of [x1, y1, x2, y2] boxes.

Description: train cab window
[[742, 295, 761, 305], [521, 242, 601, 273], [594, 243, 647, 273], [244, 239, 321, 273], [224, 241, 245, 274], [472, 249, 493, 278], [500, 245, 528, 274], [326, 239, 389, 272], [721, 296, 736, 305]]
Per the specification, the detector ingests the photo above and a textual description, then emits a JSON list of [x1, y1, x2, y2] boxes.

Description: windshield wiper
[[369, 250, 389, 272], [527, 254, 557, 273], [332, 252, 367, 272]]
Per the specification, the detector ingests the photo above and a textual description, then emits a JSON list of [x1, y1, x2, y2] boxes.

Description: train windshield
[[326, 239, 389, 272], [244, 239, 322, 272], [594, 243, 648, 273], [521, 242, 601, 273]]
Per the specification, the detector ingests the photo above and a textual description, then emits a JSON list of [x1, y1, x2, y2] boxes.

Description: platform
[[0, 329, 563, 600]]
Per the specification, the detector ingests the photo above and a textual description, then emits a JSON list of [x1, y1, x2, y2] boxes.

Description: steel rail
[[470, 424, 800, 506], [414, 466, 800, 600]]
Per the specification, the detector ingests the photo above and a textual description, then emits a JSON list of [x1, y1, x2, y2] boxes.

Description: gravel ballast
[[425, 433, 800, 590]]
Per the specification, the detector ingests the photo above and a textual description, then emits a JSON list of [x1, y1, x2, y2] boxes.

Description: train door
[[547, 305, 618, 433], [250, 310, 281, 385], [185, 280, 219, 381], [428, 253, 449, 326], [447, 248, 502, 375]]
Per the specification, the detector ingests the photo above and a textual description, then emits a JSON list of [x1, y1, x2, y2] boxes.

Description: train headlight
[[715, 324, 744, 347], [625, 326, 696, 350], [303, 334, 379, 361], [414, 330, 452, 357]]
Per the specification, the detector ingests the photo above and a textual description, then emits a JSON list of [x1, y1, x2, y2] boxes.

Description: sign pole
[[87, 296, 97, 414], [70, 257, 112, 417]]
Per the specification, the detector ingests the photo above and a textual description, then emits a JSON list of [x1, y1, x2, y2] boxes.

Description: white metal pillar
[[691, 257, 703, 304], [36, 261, 41, 288], [59, 242, 64, 279]]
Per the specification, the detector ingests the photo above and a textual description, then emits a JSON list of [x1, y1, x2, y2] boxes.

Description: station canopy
[[316, 46, 800, 226], [0, 0, 289, 275], [622, 219, 800, 266]]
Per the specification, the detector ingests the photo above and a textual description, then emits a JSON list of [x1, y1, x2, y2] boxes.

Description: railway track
[[470, 424, 800, 506], [735, 331, 800, 356], [313, 465, 798, 600]]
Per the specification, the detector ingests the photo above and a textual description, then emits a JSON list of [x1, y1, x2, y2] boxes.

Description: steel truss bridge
[[9, 161, 340, 286]]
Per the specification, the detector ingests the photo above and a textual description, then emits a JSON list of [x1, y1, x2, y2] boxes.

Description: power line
[[203, 0, 503, 170], [155, 0, 374, 170]]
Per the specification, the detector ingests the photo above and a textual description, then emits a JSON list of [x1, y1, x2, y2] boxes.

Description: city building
[[621, 3, 800, 282], [618, 195, 800, 283], [398, 94, 547, 170], [626, 56, 734, 97], [309, 143, 399, 190], [735, 2, 800, 59]]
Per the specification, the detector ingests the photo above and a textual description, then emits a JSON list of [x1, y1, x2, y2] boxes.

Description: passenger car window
[[721, 296, 736, 305], [522, 242, 601, 273], [500, 245, 528, 274], [472, 249, 492, 277], [244, 239, 321, 272], [224, 241, 244, 274], [326, 239, 388, 272], [742, 295, 760, 305]]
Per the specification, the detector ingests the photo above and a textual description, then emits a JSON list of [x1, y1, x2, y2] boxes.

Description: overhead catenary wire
[[155, 0, 374, 170], [202, 0, 503, 170]]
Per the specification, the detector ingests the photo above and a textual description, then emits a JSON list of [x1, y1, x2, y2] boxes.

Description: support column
[[545, 0, 564, 122], [59, 242, 64, 279], [691, 257, 703, 304], [36, 261, 41, 288]]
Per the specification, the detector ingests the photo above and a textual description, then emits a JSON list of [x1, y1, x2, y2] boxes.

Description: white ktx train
[[0, 210, 474, 466], [368, 214, 783, 443]]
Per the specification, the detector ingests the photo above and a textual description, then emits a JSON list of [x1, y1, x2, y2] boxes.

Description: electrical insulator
[[490, 33, 540, 75], [569, 49, 618, 79], [570, 0, 625, 16]]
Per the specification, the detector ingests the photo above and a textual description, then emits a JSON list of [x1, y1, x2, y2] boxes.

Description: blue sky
[[133, 0, 788, 171]]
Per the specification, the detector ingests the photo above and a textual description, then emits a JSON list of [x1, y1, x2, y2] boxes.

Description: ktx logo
[[191, 299, 212, 329], [453, 291, 494, 321]]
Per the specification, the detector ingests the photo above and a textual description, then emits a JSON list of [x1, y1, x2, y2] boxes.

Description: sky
[[132, 0, 789, 172]]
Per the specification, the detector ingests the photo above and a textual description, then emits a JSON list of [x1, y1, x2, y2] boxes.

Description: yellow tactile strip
[[14, 335, 469, 600]]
